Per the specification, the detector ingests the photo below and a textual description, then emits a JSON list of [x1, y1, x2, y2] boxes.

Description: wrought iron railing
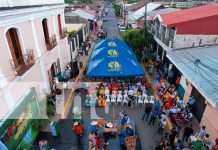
[[45, 34, 57, 50], [60, 27, 67, 39], [10, 49, 35, 76]]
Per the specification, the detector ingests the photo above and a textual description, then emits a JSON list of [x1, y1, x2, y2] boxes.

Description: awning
[[167, 46, 218, 108]]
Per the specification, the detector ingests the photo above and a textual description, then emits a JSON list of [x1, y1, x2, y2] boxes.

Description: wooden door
[[58, 15, 62, 36], [42, 19, 50, 44], [6, 29, 24, 68]]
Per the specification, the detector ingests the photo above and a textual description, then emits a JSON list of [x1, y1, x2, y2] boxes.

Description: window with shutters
[[42, 18, 57, 50], [6, 28, 35, 76], [58, 14, 67, 39]]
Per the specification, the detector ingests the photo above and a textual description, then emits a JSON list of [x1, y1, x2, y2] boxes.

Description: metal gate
[[191, 87, 206, 122]]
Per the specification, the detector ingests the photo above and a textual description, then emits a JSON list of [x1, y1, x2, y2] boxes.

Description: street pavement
[[103, 6, 120, 39]]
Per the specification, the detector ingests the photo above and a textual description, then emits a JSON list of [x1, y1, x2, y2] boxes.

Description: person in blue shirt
[[119, 126, 134, 146], [168, 69, 174, 84], [121, 114, 130, 126], [89, 121, 98, 133], [154, 100, 161, 110], [149, 109, 159, 126]]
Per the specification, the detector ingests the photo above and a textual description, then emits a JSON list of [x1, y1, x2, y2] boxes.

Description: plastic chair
[[106, 95, 111, 105], [117, 94, 123, 105], [149, 95, 155, 103], [111, 93, 117, 105], [122, 95, 128, 106], [142, 93, 149, 103], [137, 95, 144, 106]]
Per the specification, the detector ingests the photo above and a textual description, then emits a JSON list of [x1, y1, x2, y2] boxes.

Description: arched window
[[6, 28, 24, 68], [57, 14, 62, 36], [42, 18, 50, 45]]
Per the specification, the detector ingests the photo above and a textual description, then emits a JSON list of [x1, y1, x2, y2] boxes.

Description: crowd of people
[[85, 77, 151, 108], [145, 56, 218, 150]]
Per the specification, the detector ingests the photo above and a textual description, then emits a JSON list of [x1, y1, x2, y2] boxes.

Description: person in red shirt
[[72, 122, 83, 144], [95, 134, 103, 150]]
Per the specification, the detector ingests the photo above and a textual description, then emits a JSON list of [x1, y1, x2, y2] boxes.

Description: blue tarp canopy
[[87, 39, 144, 77]]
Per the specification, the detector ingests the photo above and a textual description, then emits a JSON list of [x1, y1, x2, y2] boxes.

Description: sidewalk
[[41, 36, 96, 132]]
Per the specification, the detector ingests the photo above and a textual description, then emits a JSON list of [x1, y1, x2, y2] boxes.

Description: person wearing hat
[[97, 117, 105, 127], [119, 124, 134, 147], [72, 122, 83, 144], [90, 121, 99, 133], [103, 123, 111, 144]]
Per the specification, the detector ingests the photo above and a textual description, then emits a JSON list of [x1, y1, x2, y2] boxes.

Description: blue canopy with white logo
[[87, 39, 144, 77]]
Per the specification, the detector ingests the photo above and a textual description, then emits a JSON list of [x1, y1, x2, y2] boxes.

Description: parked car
[[117, 19, 123, 25], [119, 25, 126, 32]]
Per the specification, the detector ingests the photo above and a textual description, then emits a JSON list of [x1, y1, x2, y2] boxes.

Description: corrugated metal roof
[[147, 8, 179, 19], [129, 3, 162, 20], [65, 9, 96, 20], [167, 46, 218, 108]]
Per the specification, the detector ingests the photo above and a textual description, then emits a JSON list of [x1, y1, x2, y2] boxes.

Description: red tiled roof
[[160, 4, 218, 35], [126, 1, 144, 11]]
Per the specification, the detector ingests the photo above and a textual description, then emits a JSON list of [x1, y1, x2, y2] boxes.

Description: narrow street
[[103, 5, 120, 39]]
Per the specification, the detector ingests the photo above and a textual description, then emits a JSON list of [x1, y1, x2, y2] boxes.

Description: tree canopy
[[121, 29, 154, 51]]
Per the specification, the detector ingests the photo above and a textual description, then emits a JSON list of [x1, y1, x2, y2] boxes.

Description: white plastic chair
[[106, 95, 111, 105], [105, 87, 110, 95], [142, 93, 149, 103], [149, 95, 155, 103], [137, 95, 144, 106], [117, 94, 123, 105], [111, 91, 117, 105], [122, 95, 128, 106]]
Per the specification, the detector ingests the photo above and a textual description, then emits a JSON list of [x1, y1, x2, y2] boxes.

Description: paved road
[[103, 6, 120, 39]]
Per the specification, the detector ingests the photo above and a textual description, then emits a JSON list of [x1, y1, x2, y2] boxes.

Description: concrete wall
[[174, 34, 218, 49], [200, 103, 218, 139], [181, 76, 218, 139], [183, 79, 193, 103], [0, 0, 64, 7]]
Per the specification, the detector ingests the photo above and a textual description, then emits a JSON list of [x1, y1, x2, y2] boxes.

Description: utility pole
[[123, 0, 126, 26], [144, 0, 147, 37]]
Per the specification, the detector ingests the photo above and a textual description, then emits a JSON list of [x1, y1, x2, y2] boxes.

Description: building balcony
[[10, 49, 35, 76], [60, 27, 68, 39], [45, 35, 57, 50]]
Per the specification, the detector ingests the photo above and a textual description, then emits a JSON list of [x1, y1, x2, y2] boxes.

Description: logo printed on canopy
[[108, 42, 117, 46], [108, 49, 119, 57], [108, 61, 121, 71]]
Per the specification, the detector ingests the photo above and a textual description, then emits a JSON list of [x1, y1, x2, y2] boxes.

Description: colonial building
[[0, 0, 69, 148]]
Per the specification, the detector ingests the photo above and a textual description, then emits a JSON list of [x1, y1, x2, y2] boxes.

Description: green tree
[[113, 4, 121, 16], [121, 29, 154, 57], [121, 29, 153, 50]]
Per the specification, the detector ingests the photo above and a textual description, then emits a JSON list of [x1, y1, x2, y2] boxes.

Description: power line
[[169, 51, 218, 91], [184, 50, 218, 76]]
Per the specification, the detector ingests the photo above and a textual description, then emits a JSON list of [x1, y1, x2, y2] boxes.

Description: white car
[[119, 25, 126, 32]]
